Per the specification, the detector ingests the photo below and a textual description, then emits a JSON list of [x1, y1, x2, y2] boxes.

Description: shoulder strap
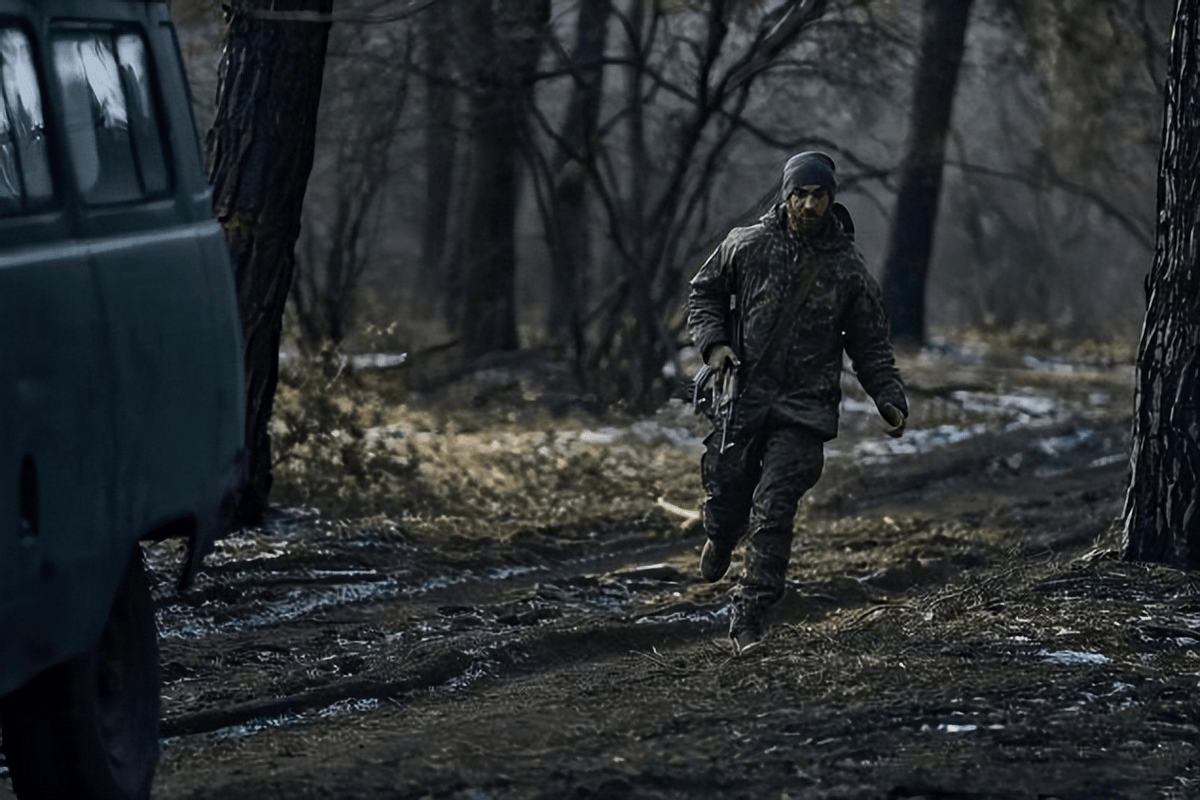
[[738, 257, 824, 391]]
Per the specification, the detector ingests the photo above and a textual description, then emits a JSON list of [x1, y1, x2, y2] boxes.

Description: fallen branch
[[656, 497, 700, 523]]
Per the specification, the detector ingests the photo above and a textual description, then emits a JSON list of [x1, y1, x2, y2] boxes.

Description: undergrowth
[[268, 350, 702, 523]]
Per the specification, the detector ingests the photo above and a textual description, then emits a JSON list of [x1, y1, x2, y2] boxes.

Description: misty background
[[170, 0, 1169, 385]]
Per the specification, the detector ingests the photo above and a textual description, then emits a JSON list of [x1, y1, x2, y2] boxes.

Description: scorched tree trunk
[[1122, 0, 1200, 569], [207, 0, 333, 526]]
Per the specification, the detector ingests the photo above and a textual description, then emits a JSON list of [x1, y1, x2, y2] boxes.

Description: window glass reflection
[[54, 35, 140, 204], [116, 34, 166, 195], [0, 80, 19, 214], [0, 28, 53, 217], [53, 29, 170, 205]]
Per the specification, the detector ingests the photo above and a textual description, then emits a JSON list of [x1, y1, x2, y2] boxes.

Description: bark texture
[[1122, 0, 1200, 569], [880, 0, 973, 345], [207, 0, 333, 525]]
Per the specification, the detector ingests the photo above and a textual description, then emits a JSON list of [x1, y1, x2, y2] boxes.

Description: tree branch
[[946, 159, 1155, 251]]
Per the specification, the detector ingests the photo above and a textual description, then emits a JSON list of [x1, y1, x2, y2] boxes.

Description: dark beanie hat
[[781, 151, 837, 197]]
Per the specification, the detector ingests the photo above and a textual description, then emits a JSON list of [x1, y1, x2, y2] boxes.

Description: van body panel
[[0, 0, 244, 698], [0, 244, 118, 697]]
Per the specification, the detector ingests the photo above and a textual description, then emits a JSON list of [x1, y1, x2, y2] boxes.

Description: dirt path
[[6, 344, 1199, 799]]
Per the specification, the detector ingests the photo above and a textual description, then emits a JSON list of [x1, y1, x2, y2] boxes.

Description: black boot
[[728, 597, 767, 655], [698, 503, 743, 583], [727, 525, 793, 653], [700, 538, 733, 582]]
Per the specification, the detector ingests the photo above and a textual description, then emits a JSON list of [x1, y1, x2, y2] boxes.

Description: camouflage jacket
[[687, 204, 907, 441]]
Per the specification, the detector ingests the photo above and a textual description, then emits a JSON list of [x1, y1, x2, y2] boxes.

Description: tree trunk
[[459, 0, 550, 362], [418, 0, 458, 323], [462, 97, 520, 357], [624, 0, 658, 404], [206, 0, 333, 525], [546, 0, 611, 345], [880, 0, 973, 346], [1122, 0, 1200, 569]]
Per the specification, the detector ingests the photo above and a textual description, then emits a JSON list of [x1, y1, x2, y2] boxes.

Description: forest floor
[[8, 339, 1200, 800]]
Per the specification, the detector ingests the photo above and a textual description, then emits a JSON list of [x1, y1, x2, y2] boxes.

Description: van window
[[115, 34, 167, 195], [53, 29, 168, 205], [0, 28, 53, 217]]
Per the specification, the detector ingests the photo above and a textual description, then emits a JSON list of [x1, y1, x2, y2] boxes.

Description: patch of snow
[[1021, 355, 1080, 374], [349, 352, 407, 370], [849, 423, 989, 460], [576, 422, 703, 450], [1088, 453, 1126, 469], [1037, 430, 1093, 456], [1038, 649, 1111, 666], [579, 428, 621, 444], [954, 390, 1058, 420]]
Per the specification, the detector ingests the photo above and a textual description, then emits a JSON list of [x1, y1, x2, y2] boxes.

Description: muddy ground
[[7, 341, 1200, 799]]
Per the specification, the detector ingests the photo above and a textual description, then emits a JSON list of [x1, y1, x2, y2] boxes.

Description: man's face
[[786, 185, 831, 235]]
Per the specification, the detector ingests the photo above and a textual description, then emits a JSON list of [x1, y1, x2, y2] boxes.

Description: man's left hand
[[881, 403, 906, 438]]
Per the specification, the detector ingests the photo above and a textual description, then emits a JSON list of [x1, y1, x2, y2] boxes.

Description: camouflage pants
[[701, 417, 824, 607]]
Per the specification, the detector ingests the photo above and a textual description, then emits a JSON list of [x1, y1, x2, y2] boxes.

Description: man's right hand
[[706, 344, 740, 378]]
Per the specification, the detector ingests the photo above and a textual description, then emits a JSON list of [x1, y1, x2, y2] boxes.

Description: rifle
[[689, 358, 739, 453], [714, 360, 739, 453], [692, 294, 742, 453]]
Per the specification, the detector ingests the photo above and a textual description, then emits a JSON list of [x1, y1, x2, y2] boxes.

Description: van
[[0, 1, 244, 797]]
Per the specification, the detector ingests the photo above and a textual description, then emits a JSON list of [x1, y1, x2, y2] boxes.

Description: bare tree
[[563, 0, 831, 408], [207, 0, 333, 525], [417, 0, 460, 325], [544, 0, 612, 350], [922, 0, 1168, 341], [293, 27, 413, 348], [459, 0, 551, 361], [880, 0, 973, 346], [187, 0, 1170, 415], [1122, 0, 1200, 569]]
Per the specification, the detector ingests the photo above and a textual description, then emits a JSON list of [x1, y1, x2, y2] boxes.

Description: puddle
[[438, 644, 504, 692], [162, 696, 384, 745], [920, 722, 983, 734], [158, 579, 403, 639], [634, 604, 726, 626]]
